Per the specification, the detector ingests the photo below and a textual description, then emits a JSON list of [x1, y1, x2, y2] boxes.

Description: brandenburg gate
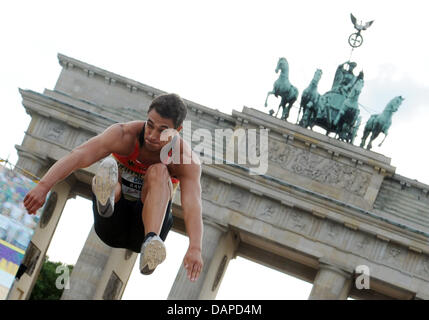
[[7, 54, 429, 300]]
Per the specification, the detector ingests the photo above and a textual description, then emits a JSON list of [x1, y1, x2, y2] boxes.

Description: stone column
[[308, 260, 352, 300], [7, 180, 72, 300], [168, 219, 238, 300], [61, 227, 137, 300]]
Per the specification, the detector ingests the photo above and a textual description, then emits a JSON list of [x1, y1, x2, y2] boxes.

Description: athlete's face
[[144, 110, 181, 152]]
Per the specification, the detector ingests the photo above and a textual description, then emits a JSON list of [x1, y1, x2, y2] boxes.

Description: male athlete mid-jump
[[23, 93, 203, 282]]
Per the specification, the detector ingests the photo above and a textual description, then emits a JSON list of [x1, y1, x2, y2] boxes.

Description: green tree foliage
[[29, 256, 74, 300]]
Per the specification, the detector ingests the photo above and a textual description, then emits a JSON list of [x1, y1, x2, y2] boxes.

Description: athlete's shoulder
[[103, 121, 143, 155], [121, 120, 145, 132], [114, 120, 143, 139]]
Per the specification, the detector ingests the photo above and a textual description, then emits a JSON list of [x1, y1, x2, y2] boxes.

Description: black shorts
[[91, 192, 174, 253]]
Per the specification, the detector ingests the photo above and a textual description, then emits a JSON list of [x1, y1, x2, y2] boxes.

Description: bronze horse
[[264, 57, 299, 121], [298, 68, 322, 128], [360, 96, 404, 150]]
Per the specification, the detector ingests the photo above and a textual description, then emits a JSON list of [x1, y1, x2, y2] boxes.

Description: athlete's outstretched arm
[[23, 123, 129, 215], [178, 160, 203, 282]]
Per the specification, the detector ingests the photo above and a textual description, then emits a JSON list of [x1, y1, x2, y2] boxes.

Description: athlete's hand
[[23, 183, 50, 215], [183, 246, 203, 282]]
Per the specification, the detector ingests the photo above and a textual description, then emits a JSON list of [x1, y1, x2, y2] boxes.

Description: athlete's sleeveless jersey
[[111, 122, 180, 201]]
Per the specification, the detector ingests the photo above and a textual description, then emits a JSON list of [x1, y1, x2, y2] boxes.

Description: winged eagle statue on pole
[[348, 13, 374, 48]]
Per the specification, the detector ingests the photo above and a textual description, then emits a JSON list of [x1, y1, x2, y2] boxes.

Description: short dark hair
[[148, 93, 187, 128]]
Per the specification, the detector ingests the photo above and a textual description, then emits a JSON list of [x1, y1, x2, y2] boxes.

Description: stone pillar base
[[61, 227, 137, 300], [7, 180, 72, 300], [168, 219, 238, 300]]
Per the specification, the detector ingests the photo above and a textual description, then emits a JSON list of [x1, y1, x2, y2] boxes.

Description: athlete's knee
[[145, 163, 170, 186]]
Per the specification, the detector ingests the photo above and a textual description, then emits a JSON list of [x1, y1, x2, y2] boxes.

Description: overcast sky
[[1, 1, 428, 299]]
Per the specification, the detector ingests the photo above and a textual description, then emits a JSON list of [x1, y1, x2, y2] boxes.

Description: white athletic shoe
[[92, 157, 118, 218], [140, 234, 166, 275]]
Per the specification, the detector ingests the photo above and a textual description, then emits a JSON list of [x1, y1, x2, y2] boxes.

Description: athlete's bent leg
[[140, 163, 171, 235], [92, 157, 120, 218], [139, 163, 171, 275]]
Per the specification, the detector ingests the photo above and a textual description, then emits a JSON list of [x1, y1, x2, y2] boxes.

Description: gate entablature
[[231, 107, 396, 211]]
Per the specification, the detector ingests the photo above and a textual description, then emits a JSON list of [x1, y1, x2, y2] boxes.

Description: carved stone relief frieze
[[44, 121, 68, 144], [318, 220, 346, 246], [286, 209, 313, 235], [266, 137, 371, 196], [226, 187, 250, 212], [290, 150, 370, 196], [256, 200, 278, 223], [416, 255, 429, 280], [381, 242, 406, 268], [268, 140, 292, 169], [201, 176, 216, 201], [327, 221, 342, 239], [347, 232, 375, 258], [422, 256, 429, 278], [276, 206, 292, 230]]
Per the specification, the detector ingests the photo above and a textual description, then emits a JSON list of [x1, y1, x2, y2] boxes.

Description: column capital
[[309, 257, 353, 300], [318, 257, 353, 278], [15, 144, 48, 165], [202, 217, 228, 233]]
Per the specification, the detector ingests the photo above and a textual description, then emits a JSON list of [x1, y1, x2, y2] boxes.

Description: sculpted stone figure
[[333, 72, 364, 130], [331, 61, 358, 95]]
